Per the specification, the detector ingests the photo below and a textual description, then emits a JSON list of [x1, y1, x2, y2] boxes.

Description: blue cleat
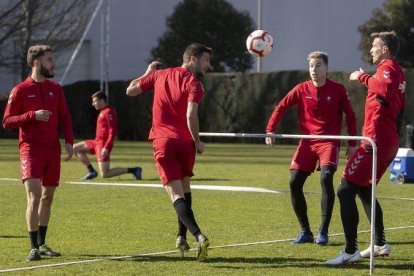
[[81, 171, 98, 180], [316, 231, 329, 245], [292, 231, 314, 244], [133, 167, 142, 180]]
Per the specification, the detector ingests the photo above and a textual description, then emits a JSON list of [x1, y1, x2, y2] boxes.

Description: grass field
[[0, 139, 413, 275]]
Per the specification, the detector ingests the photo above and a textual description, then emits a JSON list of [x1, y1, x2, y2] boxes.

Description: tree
[[0, 0, 94, 80], [358, 0, 414, 67], [150, 0, 255, 72]]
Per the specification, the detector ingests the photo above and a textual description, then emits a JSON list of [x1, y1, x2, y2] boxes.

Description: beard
[[40, 65, 54, 78]]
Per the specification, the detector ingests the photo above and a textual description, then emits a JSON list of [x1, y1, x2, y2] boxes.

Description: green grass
[[0, 139, 414, 275]]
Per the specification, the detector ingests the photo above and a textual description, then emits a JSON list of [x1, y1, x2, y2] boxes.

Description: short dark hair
[[27, 45, 53, 67], [183, 43, 213, 63], [308, 51, 328, 65], [371, 31, 400, 57], [91, 91, 107, 102]]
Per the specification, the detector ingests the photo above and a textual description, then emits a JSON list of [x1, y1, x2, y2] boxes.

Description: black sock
[[29, 231, 39, 249], [173, 198, 200, 237], [177, 193, 192, 238], [127, 167, 137, 173], [38, 225, 48, 246], [290, 170, 312, 234], [87, 164, 95, 173], [320, 166, 335, 233], [337, 179, 359, 254]]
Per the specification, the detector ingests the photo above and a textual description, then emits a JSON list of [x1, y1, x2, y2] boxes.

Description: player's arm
[[187, 101, 204, 154], [2, 88, 36, 129], [126, 61, 161, 96], [57, 87, 74, 161], [265, 87, 299, 145], [103, 110, 117, 152]]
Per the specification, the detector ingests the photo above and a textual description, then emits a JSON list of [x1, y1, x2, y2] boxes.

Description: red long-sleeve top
[[357, 58, 406, 146], [266, 79, 357, 146], [2, 77, 73, 148]]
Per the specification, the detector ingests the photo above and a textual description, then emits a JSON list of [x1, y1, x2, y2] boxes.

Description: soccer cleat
[[133, 167, 142, 180], [176, 236, 190, 252], [26, 248, 41, 261], [196, 234, 210, 261], [360, 243, 391, 258], [315, 231, 329, 245], [81, 171, 98, 180], [292, 231, 314, 244], [325, 250, 361, 265], [39, 244, 61, 257]]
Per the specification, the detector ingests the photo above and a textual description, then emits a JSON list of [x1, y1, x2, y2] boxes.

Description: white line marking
[[1, 225, 413, 273], [0, 178, 20, 181], [68, 181, 281, 194]]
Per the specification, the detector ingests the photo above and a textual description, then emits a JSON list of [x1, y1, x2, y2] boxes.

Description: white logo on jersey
[[399, 81, 406, 93], [28, 95, 35, 98], [383, 71, 390, 79], [49, 92, 54, 97], [326, 96, 331, 102], [306, 96, 312, 99], [8, 91, 14, 104]]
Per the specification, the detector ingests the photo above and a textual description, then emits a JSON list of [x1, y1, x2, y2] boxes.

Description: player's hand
[[64, 143, 73, 161], [346, 145, 358, 160], [35, 110, 52, 122], [101, 148, 109, 159], [349, 68, 364, 81], [145, 61, 162, 75], [265, 132, 276, 146], [195, 140, 205, 154]]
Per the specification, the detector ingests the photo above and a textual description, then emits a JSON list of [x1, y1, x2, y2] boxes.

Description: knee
[[337, 179, 354, 201], [40, 194, 54, 207]]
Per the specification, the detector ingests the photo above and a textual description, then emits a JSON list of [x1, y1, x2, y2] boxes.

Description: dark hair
[[91, 91, 107, 102], [370, 31, 400, 57], [183, 43, 213, 63], [308, 51, 329, 65], [27, 45, 53, 67]]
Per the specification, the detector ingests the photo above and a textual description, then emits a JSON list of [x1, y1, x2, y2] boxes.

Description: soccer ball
[[246, 30, 273, 57]]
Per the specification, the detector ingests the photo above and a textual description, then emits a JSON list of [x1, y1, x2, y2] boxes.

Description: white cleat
[[360, 243, 391, 258], [325, 251, 362, 265]]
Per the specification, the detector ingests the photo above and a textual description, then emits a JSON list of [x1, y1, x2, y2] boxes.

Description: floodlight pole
[[200, 132, 378, 275], [256, 0, 262, 73], [100, 0, 110, 101]]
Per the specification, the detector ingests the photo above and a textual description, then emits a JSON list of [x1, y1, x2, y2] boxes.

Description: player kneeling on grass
[[3, 45, 74, 261], [126, 43, 211, 261], [326, 31, 405, 265], [73, 91, 142, 181]]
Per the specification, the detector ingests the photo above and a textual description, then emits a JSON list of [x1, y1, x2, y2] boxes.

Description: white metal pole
[[105, 0, 110, 99], [199, 132, 378, 274], [256, 0, 262, 73], [59, 0, 104, 85]]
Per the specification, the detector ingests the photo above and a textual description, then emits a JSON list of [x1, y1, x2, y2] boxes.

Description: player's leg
[[325, 178, 362, 265], [24, 178, 42, 261], [289, 141, 315, 244], [317, 166, 335, 244], [74, 140, 98, 180], [176, 176, 192, 252], [97, 161, 142, 179]]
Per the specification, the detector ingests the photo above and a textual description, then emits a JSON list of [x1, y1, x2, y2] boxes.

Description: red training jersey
[[358, 58, 406, 146], [266, 79, 357, 146], [2, 77, 74, 148], [95, 105, 117, 149], [138, 67, 204, 140]]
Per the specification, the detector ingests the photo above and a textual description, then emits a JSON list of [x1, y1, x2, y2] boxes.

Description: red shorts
[[85, 140, 111, 162], [290, 140, 340, 173], [342, 142, 398, 186], [19, 142, 61, 186], [152, 138, 196, 185]]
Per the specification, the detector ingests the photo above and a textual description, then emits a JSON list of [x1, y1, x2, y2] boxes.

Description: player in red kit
[[126, 43, 212, 261], [266, 51, 357, 245], [326, 31, 406, 265], [73, 91, 142, 180], [2, 45, 74, 261]]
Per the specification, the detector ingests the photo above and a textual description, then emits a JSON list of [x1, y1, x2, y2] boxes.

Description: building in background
[[0, 0, 385, 93]]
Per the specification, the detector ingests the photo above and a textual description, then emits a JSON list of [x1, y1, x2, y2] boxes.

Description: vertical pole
[[256, 0, 262, 73], [105, 0, 110, 100], [369, 144, 378, 275]]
